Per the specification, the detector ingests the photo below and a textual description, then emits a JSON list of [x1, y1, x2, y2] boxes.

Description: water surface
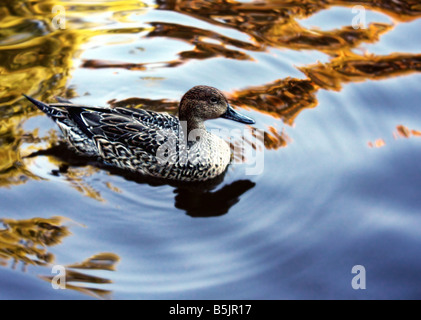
[[1, 0, 421, 299]]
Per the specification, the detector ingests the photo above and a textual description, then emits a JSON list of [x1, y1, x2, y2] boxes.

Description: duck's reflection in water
[[28, 143, 256, 217], [173, 180, 255, 217]]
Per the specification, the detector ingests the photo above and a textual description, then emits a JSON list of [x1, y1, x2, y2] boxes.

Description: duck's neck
[[179, 116, 206, 136], [187, 118, 206, 133]]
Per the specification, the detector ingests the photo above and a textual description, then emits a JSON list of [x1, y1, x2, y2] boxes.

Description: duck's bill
[[221, 105, 255, 125]]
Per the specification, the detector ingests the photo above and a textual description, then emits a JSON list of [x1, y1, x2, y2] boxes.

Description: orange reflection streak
[[329, 0, 421, 22], [368, 139, 386, 148], [396, 124, 412, 138], [155, 0, 402, 56], [262, 22, 392, 54], [228, 52, 421, 126], [81, 59, 147, 71], [301, 53, 421, 91], [368, 125, 421, 149], [264, 126, 291, 150], [395, 125, 421, 139], [229, 78, 318, 125], [145, 21, 259, 65], [168, 0, 421, 25]]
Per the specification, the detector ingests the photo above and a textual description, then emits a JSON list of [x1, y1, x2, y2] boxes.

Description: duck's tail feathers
[[23, 94, 50, 112], [23, 94, 66, 119]]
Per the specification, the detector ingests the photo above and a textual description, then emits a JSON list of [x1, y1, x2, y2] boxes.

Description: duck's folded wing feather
[[113, 107, 179, 130], [60, 106, 179, 155]]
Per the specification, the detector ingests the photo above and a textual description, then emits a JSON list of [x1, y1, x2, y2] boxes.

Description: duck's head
[[179, 85, 255, 131]]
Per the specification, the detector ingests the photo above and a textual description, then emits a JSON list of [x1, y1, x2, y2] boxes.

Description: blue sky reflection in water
[[0, 0, 421, 299]]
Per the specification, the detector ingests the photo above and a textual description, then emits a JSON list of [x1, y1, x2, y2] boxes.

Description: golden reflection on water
[[0, 216, 120, 299], [0, 216, 69, 268], [0, 0, 148, 188], [39, 252, 120, 299]]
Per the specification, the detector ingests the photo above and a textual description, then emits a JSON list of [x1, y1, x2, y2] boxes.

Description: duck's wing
[[112, 106, 179, 131], [24, 94, 180, 156], [61, 105, 180, 156]]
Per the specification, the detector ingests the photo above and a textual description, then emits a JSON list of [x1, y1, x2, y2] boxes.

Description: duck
[[23, 86, 255, 182]]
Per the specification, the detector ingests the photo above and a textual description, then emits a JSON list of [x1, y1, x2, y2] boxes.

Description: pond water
[[1, 0, 421, 299]]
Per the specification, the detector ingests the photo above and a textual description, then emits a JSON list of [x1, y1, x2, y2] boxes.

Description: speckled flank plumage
[[23, 86, 255, 182]]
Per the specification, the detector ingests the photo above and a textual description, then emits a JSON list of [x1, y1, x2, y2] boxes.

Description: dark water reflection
[[1, 0, 421, 299]]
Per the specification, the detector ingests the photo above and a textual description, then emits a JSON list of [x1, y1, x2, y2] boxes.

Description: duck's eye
[[210, 97, 218, 104]]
